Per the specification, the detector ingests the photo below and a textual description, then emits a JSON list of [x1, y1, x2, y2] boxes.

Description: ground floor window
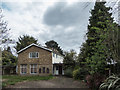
[[39, 68, 41, 73], [30, 64, 37, 74], [47, 68, 49, 73], [20, 64, 27, 74], [43, 67, 45, 73]]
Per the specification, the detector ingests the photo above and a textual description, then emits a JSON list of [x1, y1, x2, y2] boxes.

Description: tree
[[15, 35, 38, 52], [63, 49, 76, 70], [45, 40, 63, 55], [2, 47, 17, 74], [77, 42, 88, 67], [83, 1, 116, 74], [2, 47, 17, 66], [106, 23, 120, 62], [0, 8, 12, 47]]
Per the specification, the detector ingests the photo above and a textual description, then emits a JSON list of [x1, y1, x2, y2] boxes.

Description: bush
[[85, 73, 105, 90], [64, 68, 73, 78], [73, 68, 88, 80], [99, 74, 120, 90]]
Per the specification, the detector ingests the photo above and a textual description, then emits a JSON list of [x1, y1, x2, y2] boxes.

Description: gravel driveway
[[6, 76, 89, 88]]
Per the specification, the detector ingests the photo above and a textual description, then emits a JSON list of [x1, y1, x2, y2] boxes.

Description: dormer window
[[29, 52, 39, 58]]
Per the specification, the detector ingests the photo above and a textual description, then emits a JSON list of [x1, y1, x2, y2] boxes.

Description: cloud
[[43, 2, 94, 27], [1, 1, 96, 54], [42, 2, 95, 53]]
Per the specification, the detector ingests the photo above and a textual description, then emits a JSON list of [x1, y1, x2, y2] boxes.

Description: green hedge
[[64, 68, 73, 78], [73, 68, 88, 80]]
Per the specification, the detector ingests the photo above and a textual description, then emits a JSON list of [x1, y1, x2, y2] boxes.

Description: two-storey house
[[17, 43, 64, 75]]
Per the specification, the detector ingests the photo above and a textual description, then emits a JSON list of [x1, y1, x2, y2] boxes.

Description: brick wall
[[17, 46, 52, 75]]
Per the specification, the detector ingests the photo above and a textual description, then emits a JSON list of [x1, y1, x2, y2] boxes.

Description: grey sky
[[1, 1, 118, 54]]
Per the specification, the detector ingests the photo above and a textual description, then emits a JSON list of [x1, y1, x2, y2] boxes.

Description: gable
[[17, 43, 52, 54]]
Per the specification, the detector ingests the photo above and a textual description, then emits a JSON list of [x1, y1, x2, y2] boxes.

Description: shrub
[[99, 74, 120, 90], [85, 73, 105, 90], [64, 68, 73, 78], [74, 66, 80, 70], [73, 68, 80, 80], [73, 68, 88, 80]]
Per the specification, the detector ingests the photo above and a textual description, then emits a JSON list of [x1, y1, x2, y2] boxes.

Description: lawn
[[2, 75, 53, 87]]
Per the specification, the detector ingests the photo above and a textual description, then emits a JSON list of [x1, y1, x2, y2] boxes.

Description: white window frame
[[20, 64, 27, 74], [30, 64, 37, 74], [29, 52, 39, 58]]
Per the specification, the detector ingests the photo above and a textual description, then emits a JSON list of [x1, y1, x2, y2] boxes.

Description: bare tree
[[0, 8, 12, 49]]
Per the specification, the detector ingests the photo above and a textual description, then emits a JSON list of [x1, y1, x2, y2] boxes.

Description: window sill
[[30, 73, 37, 74]]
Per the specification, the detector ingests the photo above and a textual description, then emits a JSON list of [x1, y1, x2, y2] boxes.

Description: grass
[[2, 75, 54, 87]]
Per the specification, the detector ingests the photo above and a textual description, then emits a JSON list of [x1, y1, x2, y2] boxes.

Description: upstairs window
[[29, 52, 39, 58]]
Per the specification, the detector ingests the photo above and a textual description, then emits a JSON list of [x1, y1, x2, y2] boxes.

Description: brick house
[[17, 43, 64, 75]]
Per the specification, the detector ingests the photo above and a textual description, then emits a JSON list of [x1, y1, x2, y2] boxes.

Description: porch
[[53, 63, 64, 75]]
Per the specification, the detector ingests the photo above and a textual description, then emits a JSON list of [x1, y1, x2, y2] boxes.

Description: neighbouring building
[[17, 43, 64, 75]]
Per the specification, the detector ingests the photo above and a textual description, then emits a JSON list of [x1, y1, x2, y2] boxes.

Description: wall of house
[[52, 53, 64, 64], [17, 46, 52, 75]]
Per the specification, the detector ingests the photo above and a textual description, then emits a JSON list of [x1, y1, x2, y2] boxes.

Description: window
[[47, 68, 49, 73], [20, 64, 27, 74], [43, 67, 45, 73], [30, 64, 37, 74], [29, 52, 39, 58], [39, 68, 41, 73]]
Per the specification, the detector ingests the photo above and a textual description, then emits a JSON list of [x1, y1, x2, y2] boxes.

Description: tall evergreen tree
[[84, 1, 115, 74], [15, 35, 38, 52]]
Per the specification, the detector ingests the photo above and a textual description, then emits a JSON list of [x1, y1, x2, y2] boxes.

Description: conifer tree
[[15, 35, 38, 52], [85, 1, 115, 74]]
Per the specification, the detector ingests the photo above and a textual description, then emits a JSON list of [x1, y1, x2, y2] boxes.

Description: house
[[17, 43, 64, 75]]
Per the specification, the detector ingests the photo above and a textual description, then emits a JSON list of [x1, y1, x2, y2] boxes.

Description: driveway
[[6, 76, 89, 88]]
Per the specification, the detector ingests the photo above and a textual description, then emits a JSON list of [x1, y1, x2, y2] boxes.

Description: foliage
[[2, 47, 17, 66], [73, 68, 88, 80], [106, 23, 120, 63], [15, 35, 38, 52], [64, 67, 73, 78], [77, 42, 88, 67], [2, 75, 53, 87], [85, 73, 105, 90], [63, 49, 76, 70], [77, 1, 119, 75], [45, 40, 63, 55], [99, 74, 120, 90]]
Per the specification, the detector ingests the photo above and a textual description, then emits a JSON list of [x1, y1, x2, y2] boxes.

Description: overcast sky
[[0, 0, 118, 54]]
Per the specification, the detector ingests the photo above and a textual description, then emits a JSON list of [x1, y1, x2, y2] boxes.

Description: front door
[[59, 65, 62, 75]]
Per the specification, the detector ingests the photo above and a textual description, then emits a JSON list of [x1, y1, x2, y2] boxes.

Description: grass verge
[[2, 75, 53, 87]]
